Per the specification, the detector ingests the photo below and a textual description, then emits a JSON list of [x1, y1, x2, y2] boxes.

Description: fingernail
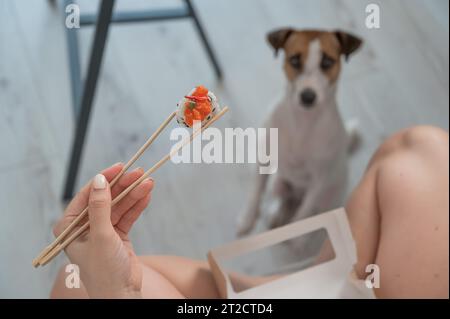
[[113, 162, 123, 167], [93, 174, 107, 189]]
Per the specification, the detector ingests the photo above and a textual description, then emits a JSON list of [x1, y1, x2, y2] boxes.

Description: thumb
[[88, 174, 114, 238]]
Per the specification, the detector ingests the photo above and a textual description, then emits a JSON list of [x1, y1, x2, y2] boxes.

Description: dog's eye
[[288, 54, 301, 70], [320, 54, 335, 70]]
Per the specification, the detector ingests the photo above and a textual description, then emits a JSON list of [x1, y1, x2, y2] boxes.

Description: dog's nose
[[300, 89, 316, 107]]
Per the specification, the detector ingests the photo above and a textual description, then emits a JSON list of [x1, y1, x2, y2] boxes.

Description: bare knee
[[369, 126, 448, 212], [369, 125, 448, 169]]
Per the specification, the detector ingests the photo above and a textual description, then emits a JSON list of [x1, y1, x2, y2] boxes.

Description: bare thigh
[[139, 255, 220, 298], [50, 259, 186, 298]]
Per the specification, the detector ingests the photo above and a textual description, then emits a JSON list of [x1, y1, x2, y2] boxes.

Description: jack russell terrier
[[237, 28, 363, 237]]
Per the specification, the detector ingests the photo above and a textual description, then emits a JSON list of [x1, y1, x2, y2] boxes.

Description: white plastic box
[[208, 208, 375, 299]]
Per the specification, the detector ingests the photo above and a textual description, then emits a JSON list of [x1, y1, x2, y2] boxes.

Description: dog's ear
[[334, 30, 363, 61], [267, 28, 293, 57]]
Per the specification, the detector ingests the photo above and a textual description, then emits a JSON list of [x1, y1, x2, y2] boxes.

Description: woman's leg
[[50, 261, 185, 298], [346, 126, 448, 298], [139, 256, 221, 298]]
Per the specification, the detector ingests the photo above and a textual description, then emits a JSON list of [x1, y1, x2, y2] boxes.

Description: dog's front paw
[[268, 212, 287, 229], [346, 118, 362, 154], [236, 213, 256, 237]]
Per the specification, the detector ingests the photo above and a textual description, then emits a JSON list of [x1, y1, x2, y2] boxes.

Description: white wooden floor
[[0, 0, 448, 298]]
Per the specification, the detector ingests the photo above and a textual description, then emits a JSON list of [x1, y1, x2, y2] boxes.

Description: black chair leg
[[185, 0, 223, 80], [63, 0, 82, 117], [63, 0, 116, 200]]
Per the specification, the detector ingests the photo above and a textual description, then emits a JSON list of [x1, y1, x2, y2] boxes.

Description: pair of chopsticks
[[33, 106, 229, 267]]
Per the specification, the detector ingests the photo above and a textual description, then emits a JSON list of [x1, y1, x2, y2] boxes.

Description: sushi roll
[[176, 85, 221, 127]]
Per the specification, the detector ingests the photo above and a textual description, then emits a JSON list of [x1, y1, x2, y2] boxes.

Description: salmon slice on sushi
[[176, 85, 221, 127]]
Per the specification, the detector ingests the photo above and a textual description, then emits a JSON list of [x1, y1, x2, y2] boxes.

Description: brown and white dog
[[237, 28, 363, 237]]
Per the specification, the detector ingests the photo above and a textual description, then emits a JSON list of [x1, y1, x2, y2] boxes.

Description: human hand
[[53, 163, 153, 298]]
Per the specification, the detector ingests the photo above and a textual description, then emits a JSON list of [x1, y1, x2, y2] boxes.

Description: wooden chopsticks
[[33, 107, 228, 267]]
